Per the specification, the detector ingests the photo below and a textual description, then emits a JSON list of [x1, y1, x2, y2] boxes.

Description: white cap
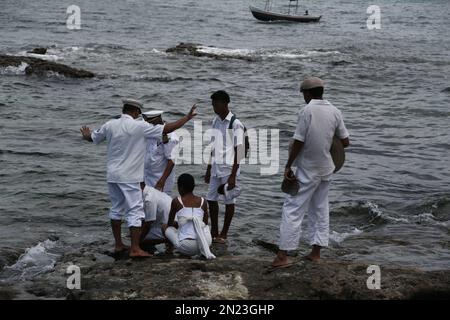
[[142, 110, 164, 119], [122, 98, 143, 109]]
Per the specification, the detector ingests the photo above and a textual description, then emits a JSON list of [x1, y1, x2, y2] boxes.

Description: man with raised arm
[[80, 99, 197, 258]]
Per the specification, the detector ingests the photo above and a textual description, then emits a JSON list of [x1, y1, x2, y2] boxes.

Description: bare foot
[[271, 255, 290, 268], [304, 253, 320, 262], [114, 244, 130, 253], [129, 248, 152, 258]]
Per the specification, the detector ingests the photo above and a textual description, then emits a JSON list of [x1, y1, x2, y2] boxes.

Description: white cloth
[[165, 197, 215, 259], [165, 227, 212, 257], [206, 175, 239, 205], [293, 99, 349, 176], [108, 182, 145, 227], [279, 167, 331, 250], [91, 114, 164, 183], [210, 112, 244, 178], [144, 132, 178, 195], [223, 183, 241, 202]]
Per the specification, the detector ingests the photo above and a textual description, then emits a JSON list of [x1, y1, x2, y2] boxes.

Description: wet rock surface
[[4, 241, 448, 300], [0, 54, 95, 78], [166, 43, 255, 61], [27, 47, 47, 55]]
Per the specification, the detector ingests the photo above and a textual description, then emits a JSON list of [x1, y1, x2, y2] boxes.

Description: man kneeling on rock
[[140, 183, 172, 253]]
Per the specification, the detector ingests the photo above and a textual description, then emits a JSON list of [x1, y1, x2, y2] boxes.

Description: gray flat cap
[[300, 77, 324, 92]]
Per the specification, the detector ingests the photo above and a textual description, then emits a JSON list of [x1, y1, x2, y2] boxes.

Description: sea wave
[[3, 239, 59, 281], [330, 228, 363, 244], [0, 62, 29, 75], [196, 45, 342, 60]]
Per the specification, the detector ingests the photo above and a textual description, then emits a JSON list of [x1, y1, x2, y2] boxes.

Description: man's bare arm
[[284, 139, 304, 180], [155, 160, 175, 191], [163, 104, 197, 134]]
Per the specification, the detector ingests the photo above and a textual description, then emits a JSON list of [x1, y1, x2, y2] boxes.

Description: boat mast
[[288, 0, 299, 14], [264, 0, 273, 11]]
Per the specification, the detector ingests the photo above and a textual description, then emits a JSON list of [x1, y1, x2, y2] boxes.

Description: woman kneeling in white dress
[[162, 173, 216, 259]]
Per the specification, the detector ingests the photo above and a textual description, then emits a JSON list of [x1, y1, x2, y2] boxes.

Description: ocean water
[[1, 0, 449, 295]]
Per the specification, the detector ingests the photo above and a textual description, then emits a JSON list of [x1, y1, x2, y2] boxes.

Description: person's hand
[[227, 174, 236, 189], [204, 168, 211, 184], [187, 104, 197, 120], [284, 167, 296, 181], [155, 179, 165, 192], [80, 126, 92, 141]]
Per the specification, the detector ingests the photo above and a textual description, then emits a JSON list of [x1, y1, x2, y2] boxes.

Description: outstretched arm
[[80, 126, 93, 142], [163, 104, 197, 134]]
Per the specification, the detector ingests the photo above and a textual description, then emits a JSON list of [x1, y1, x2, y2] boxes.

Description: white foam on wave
[[264, 50, 341, 59], [4, 239, 59, 281], [20, 52, 60, 62], [0, 62, 29, 75], [330, 227, 363, 244], [196, 46, 341, 59], [14, 46, 83, 62], [366, 201, 409, 223], [197, 46, 254, 57]]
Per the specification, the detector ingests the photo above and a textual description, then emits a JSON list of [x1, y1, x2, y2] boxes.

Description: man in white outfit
[[204, 90, 245, 244], [142, 110, 179, 195], [80, 99, 197, 258], [272, 77, 350, 268]]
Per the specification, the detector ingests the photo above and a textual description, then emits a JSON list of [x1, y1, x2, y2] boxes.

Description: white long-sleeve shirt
[[91, 114, 164, 183]]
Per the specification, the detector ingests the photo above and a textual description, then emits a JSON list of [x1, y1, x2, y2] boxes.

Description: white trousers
[[165, 226, 213, 257], [278, 167, 331, 251], [108, 183, 144, 228]]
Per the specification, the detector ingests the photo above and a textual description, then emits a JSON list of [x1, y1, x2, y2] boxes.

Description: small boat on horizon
[[250, 0, 321, 23]]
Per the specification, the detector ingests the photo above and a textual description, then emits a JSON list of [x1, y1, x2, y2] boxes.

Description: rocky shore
[[1, 240, 448, 300]]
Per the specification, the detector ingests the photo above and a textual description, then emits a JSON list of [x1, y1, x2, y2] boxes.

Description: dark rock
[[166, 42, 255, 62], [441, 87, 450, 93], [27, 47, 47, 55], [0, 54, 95, 78], [0, 286, 17, 300]]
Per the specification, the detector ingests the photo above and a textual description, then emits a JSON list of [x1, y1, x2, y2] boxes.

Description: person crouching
[[162, 174, 215, 259]]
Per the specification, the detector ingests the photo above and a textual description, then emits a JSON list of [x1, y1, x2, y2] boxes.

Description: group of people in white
[[80, 78, 350, 268]]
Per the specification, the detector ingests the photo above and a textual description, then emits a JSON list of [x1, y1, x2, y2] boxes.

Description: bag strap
[[228, 115, 236, 130]]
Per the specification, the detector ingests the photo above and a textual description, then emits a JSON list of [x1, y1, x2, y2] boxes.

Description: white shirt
[[142, 186, 172, 223], [144, 132, 178, 192], [210, 112, 245, 178], [293, 99, 349, 176], [91, 114, 164, 183]]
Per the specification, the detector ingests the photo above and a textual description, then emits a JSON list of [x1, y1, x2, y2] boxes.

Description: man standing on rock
[[271, 77, 350, 269], [80, 99, 197, 258], [205, 90, 245, 244]]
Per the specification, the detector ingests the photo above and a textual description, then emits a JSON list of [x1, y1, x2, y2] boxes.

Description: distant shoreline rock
[[0, 54, 95, 78], [166, 42, 255, 61], [27, 47, 47, 55]]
